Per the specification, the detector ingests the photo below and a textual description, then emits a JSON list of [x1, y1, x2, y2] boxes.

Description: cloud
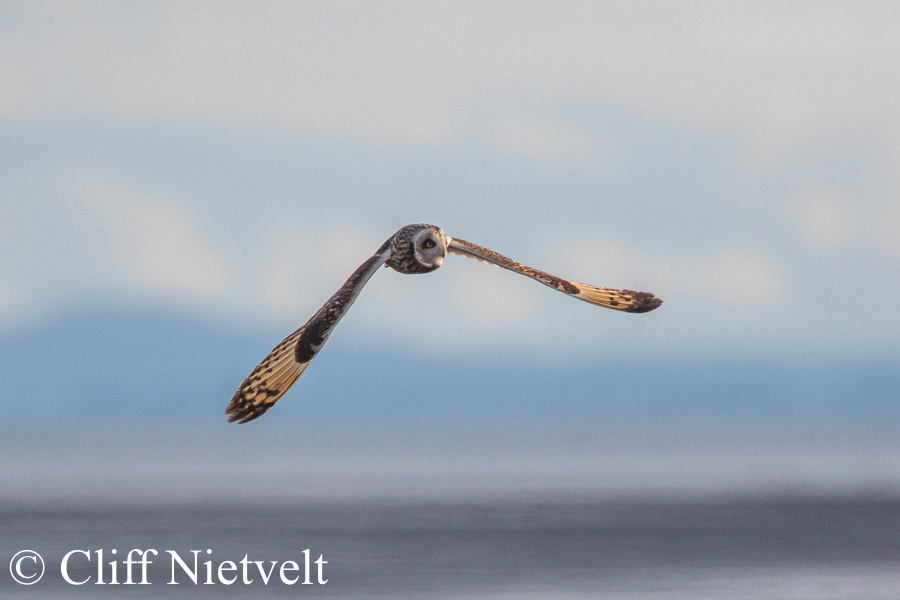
[[3, 2, 899, 159], [874, 204, 900, 258], [70, 169, 235, 304], [0, 161, 240, 327], [0, 266, 30, 328], [253, 222, 385, 327], [795, 194, 854, 251], [793, 190, 900, 259], [551, 235, 787, 311], [486, 110, 612, 167], [703, 250, 786, 307]]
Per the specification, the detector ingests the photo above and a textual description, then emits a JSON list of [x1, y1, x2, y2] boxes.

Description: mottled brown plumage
[[226, 223, 661, 424], [447, 238, 662, 313]]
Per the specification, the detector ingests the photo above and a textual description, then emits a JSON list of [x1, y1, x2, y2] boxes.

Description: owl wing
[[447, 237, 662, 313], [225, 241, 392, 424]]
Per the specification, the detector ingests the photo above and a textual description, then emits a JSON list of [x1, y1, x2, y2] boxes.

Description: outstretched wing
[[447, 237, 662, 313], [226, 241, 392, 424]]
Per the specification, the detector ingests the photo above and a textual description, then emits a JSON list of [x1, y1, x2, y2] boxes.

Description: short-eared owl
[[226, 224, 662, 423]]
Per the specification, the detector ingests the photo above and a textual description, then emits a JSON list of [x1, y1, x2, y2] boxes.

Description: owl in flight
[[226, 223, 662, 423]]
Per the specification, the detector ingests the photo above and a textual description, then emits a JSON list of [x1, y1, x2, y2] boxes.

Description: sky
[[2, 1, 900, 368], [2, 3, 900, 514]]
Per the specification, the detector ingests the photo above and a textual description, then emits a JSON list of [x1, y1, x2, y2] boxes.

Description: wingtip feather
[[625, 292, 663, 313]]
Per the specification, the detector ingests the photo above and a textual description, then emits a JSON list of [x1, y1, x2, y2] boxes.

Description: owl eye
[[423, 239, 436, 249]]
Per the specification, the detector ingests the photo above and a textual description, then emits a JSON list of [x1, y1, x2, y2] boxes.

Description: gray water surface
[[1, 430, 898, 599]]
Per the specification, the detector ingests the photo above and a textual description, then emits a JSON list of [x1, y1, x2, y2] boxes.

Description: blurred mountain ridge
[[0, 307, 897, 431]]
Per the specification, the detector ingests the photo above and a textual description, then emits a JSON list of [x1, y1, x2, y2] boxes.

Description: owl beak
[[432, 255, 445, 268]]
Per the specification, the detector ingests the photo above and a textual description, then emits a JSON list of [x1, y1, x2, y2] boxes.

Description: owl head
[[390, 223, 450, 272]]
